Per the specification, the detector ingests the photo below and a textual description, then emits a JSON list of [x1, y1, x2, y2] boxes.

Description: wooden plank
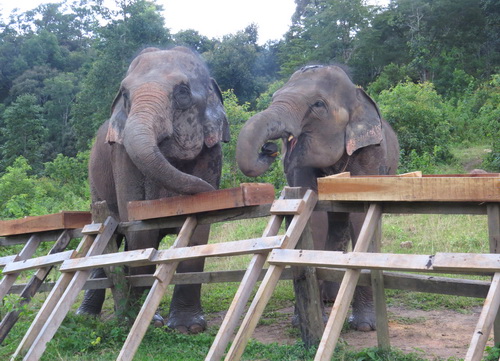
[[370, 217, 390, 350], [151, 236, 283, 263], [0, 235, 41, 299], [241, 183, 276, 206], [270, 199, 305, 215], [465, 272, 500, 361], [268, 251, 500, 273], [60, 248, 156, 272], [82, 222, 104, 235], [127, 183, 275, 221], [118, 216, 197, 361], [433, 253, 500, 273], [2, 250, 75, 274], [0, 211, 91, 236], [318, 175, 500, 202], [0, 255, 16, 268], [315, 203, 382, 361], [224, 189, 318, 361]]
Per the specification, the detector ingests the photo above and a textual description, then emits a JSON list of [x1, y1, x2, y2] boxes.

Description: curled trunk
[[236, 107, 298, 177], [123, 115, 214, 195]]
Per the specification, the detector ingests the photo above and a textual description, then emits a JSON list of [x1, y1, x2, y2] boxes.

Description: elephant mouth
[[283, 134, 299, 173]]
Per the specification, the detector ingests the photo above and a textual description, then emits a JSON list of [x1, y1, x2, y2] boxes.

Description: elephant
[[77, 46, 229, 334], [236, 65, 399, 331]]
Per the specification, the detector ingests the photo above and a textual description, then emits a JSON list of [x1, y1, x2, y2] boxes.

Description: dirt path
[[242, 305, 495, 360]]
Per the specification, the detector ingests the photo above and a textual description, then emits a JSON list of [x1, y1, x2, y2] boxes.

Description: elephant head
[[106, 46, 229, 195], [236, 65, 383, 177]]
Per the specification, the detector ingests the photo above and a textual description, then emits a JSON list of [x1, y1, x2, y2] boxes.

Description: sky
[[1, 0, 297, 45]]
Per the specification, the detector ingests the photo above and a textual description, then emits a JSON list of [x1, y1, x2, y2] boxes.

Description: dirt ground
[[215, 305, 496, 360]]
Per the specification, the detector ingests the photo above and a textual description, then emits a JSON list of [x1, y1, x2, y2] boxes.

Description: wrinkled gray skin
[[236, 65, 399, 331], [77, 47, 229, 333]]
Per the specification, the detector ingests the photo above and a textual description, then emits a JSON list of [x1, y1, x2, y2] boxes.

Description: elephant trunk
[[123, 111, 214, 195], [236, 105, 298, 177]]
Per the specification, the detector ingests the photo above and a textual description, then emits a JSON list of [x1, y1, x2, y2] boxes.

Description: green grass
[[2, 143, 500, 360]]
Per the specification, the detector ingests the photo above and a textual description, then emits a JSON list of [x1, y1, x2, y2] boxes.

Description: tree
[[279, 0, 374, 77], [173, 29, 213, 53], [0, 94, 47, 172], [205, 25, 263, 104]]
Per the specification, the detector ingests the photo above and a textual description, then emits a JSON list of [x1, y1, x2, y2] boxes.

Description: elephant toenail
[[188, 324, 204, 334]]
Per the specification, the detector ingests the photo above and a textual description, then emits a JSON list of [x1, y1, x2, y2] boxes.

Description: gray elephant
[[78, 46, 229, 333], [236, 65, 399, 331]]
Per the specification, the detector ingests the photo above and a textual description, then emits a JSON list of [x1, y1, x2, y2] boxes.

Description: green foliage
[[377, 82, 453, 172], [0, 155, 89, 220], [205, 25, 264, 104], [220, 90, 286, 193], [0, 94, 47, 172], [366, 63, 415, 98]]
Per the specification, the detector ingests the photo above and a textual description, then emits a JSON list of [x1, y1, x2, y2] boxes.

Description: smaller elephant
[[236, 65, 399, 331], [78, 46, 229, 333]]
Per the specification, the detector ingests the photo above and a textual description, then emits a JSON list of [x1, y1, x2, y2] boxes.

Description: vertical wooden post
[[289, 189, 324, 348], [487, 203, 500, 345], [92, 201, 129, 316], [370, 215, 390, 350], [314, 203, 382, 361]]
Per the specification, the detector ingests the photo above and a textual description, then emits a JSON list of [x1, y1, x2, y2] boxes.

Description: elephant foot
[[348, 311, 376, 332], [76, 288, 105, 316], [166, 310, 206, 334], [320, 281, 340, 303], [152, 312, 165, 327]]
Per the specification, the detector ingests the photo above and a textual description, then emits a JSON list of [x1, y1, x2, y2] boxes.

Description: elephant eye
[[174, 84, 192, 110], [312, 100, 325, 108]]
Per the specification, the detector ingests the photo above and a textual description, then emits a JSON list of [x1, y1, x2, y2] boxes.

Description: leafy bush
[[0, 155, 89, 219], [449, 73, 500, 143], [377, 82, 453, 172]]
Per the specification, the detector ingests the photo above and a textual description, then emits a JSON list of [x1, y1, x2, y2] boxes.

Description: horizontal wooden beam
[[268, 249, 500, 273], [59, 248, 156, 272], [0, 212, 91, 237], [318, 174, 500, 202], [5, 268, 491, 299], [127, 183, 275, 221], [2, 250, 75, 274], [60, 236, 283, 272]]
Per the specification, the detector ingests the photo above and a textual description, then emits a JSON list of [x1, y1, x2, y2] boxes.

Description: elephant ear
[[105, 91, 127, 144], [203, 78, 230, 148], [345, 88, 383, 156]]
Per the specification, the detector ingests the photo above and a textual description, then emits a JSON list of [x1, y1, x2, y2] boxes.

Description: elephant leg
[[76, 267, 107, 316], [125, 230, 160, 307], [348, 212, 376, 332], [77, 232, 123, 316], [166, 224, 209, 334], [322, 212, 350, 302]]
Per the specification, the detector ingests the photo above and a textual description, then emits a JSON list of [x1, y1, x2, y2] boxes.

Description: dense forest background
[[0, 0, 498, 219]]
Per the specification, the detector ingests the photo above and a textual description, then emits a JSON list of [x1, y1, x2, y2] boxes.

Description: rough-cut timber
[[127, 183, 275, 221], [0, 212, 91, 236], [318, 173, 500, 202]]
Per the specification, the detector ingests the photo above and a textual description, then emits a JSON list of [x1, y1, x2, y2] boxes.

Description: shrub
[[377, 82, 453, 172], [450, 73, 500, 143]]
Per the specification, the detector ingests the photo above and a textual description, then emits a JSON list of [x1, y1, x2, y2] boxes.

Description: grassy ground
[[2, 143, 500, 360]]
